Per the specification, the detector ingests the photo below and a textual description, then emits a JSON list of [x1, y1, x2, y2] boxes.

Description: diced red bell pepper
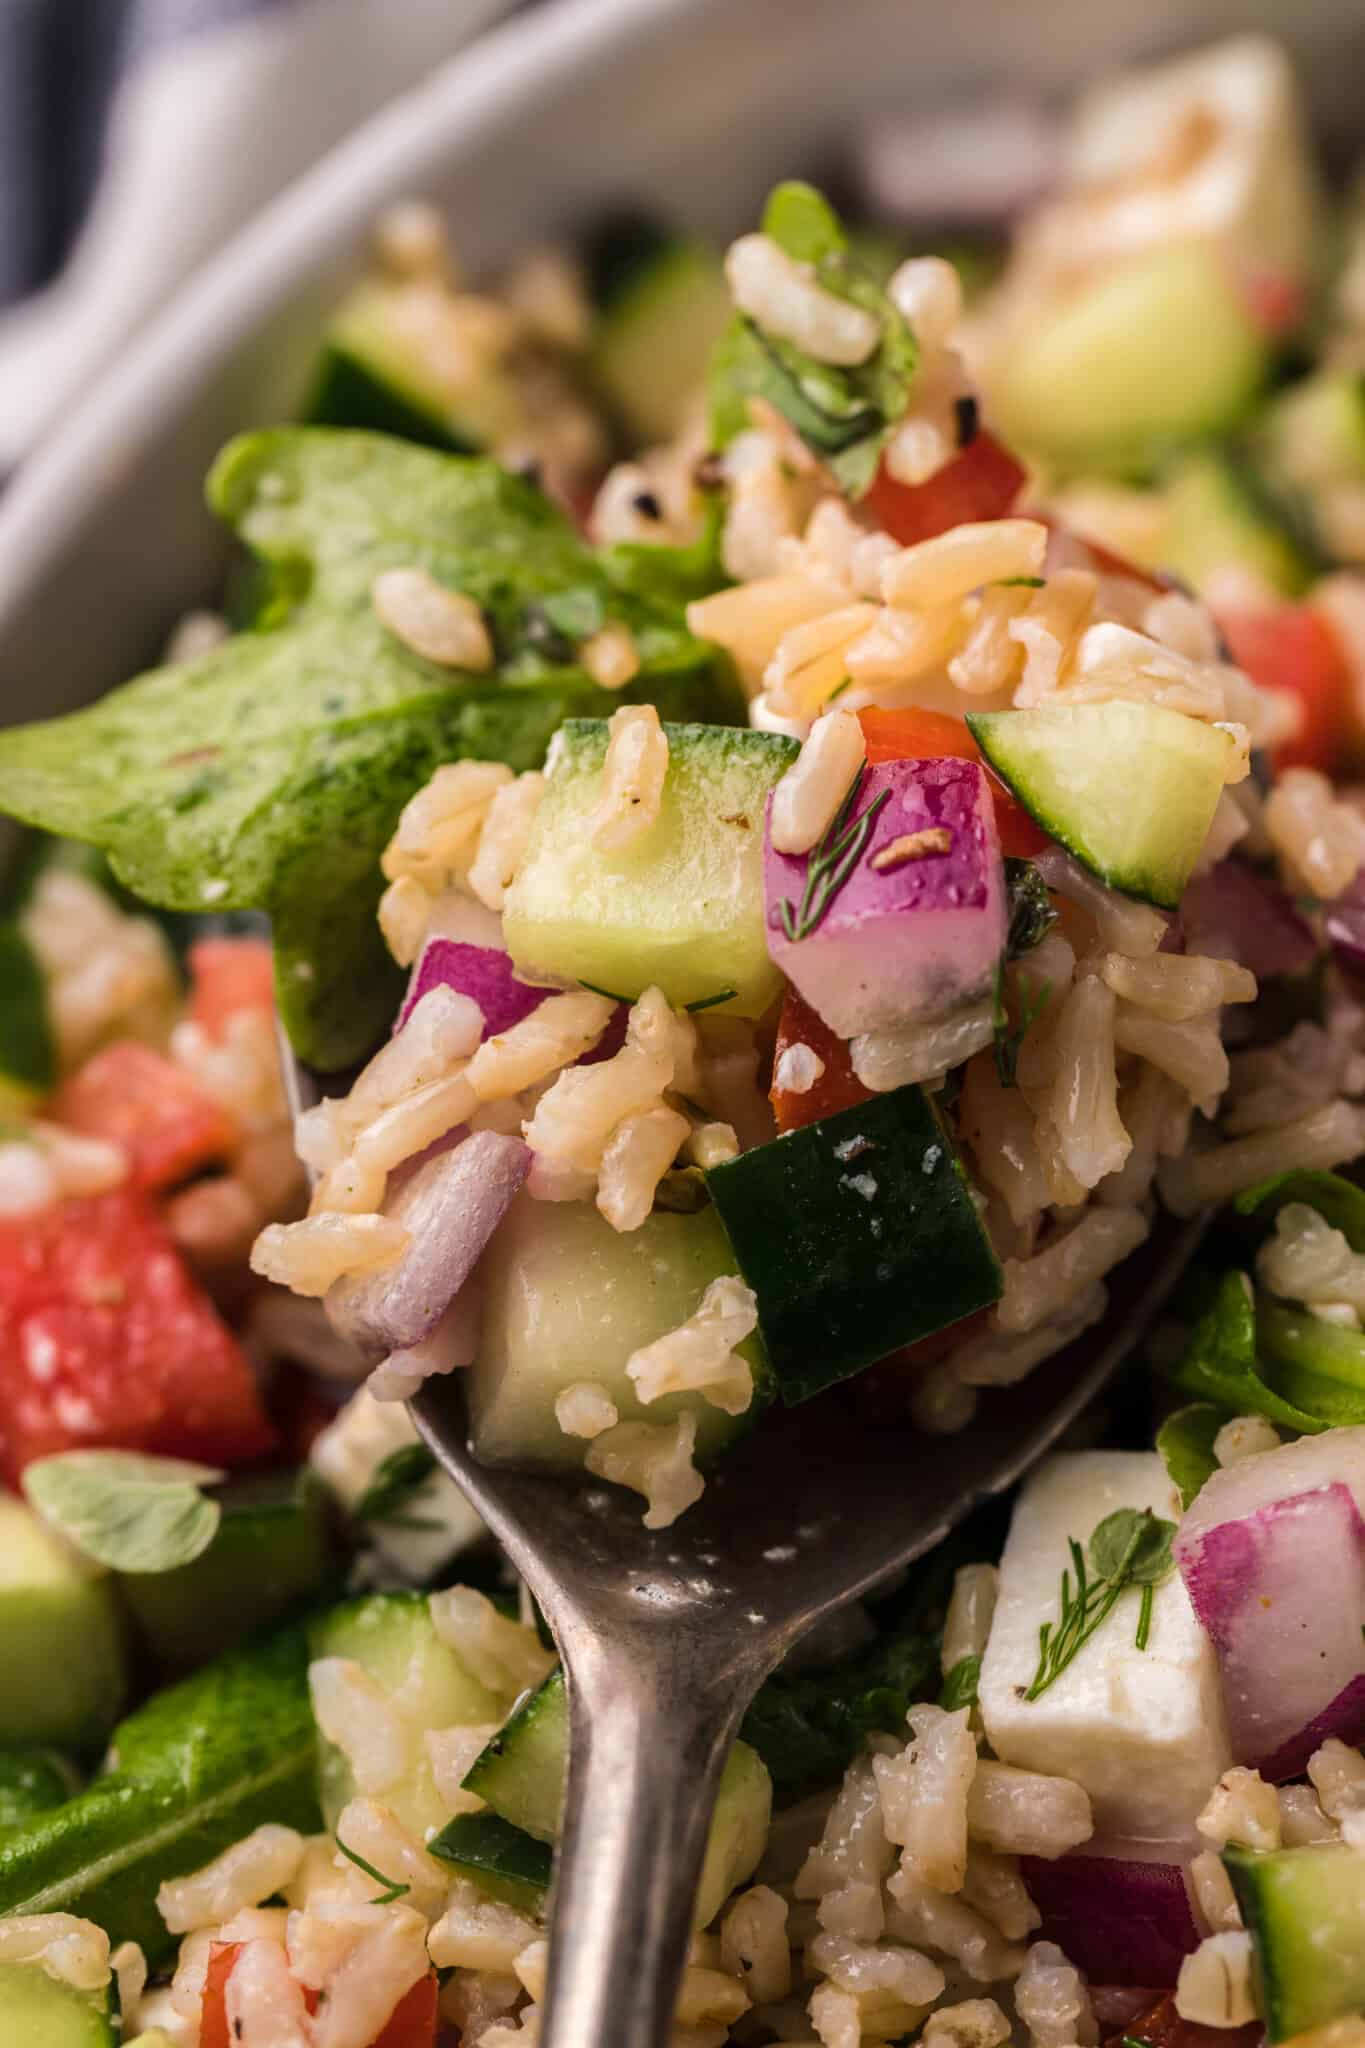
[[188, 936, 277, 1039], [770, 986, 871, 1134], [1218, 602, 1354, 775], [54, 1040, 237, 1193], [1105, 1993, 1262, 2048], [864, 431, 1027, 546], [0, 1187, 275, 1483], [857, 706, 1050, 860], [201, 1942, 439, 2048]]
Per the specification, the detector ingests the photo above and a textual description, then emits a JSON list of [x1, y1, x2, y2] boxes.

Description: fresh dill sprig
[[1026, 1508, 1176, 1700], [336, 1835, 412, 1906], [777, 767, 891, 944], [353, 1443, 441, 1533], [992, 961, 1052, 1089]]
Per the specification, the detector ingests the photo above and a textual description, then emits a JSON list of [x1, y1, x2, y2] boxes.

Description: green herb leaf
[[1236, 1169, 1365, 1254], [741, 1618, 941, 1808], [536, 587, 607, 643], [1163, 1268, 1336, 1433], [939, 1655, 981, 1712], [1026, 1507, 1175, 1699], [1157, 1402, 1227, 1510], [353, 1443, 439, 1530], [684, 988, 738, 1014], [23, 1452, 223, 1574], [1004, 858, 1057, 960], [0, 924, 54, 1097], [708, 185, 918, 499], [992, 961, 1051, 1089], [1089, 1507, 1175, 1587], [335, 1834, 410, 1906], [776, 768, 891, 943], [0, 431, 743, 1070]]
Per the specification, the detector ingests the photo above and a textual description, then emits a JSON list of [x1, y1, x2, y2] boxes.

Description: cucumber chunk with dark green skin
[[119, 1468, 335, 1673], [428, 1811, 552, 1913], [464, 1669, 771, 1928], [1161, 450, 1318, 598], [968, 701, 1235, 910], [302, 281, 484, 452], [0, 1626, 320, 1965], [583, 213, 732, 444], [1226, 1841, 1365, 2040], [0, 1964, 114, 2048], [704, 1085, 1002, 1402]]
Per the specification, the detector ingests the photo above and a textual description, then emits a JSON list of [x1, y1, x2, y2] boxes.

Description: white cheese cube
[[310, 1387, 484, 1582], [979, 1451, 1230, 1839]]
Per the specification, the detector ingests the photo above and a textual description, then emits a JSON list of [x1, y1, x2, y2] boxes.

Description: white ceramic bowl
[[1, 0, 1363, 724]]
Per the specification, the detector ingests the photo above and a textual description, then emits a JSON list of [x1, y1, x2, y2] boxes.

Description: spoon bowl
[[404, 1207, 1205, 2048]]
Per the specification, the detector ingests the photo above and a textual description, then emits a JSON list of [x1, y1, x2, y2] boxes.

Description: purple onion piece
[[1326, 865, 1365, 980], [1180, 857, 1319, 982], [1256, 1673, 1365, 1784], [398, 939, 548, 1038], [1019, 1851, 1199, 1988], [326, 1130, 529, 1359]]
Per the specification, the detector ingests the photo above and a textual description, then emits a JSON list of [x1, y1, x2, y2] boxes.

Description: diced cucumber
[[503, 720, 797, 1017], [704, 1085, 1001, 1402], [584, 216, 732, 443], [1259, 371, 1365, 497], [1225, 1841, 1365, 2041], [1160, 451, 1316, 598], [0, 1963, 113, 2048], [0, 923, 54, 1107], [992, 242, 1267, 474], [310, 1390, 486, 1585], [967, 701, 1234, 909], [0, 1750, 80, 1835], [466, 1193, 768, 1471], [303, 280, 482, 452], [428, 1810, 552, 1912], [0, 1497, 126, 1755], [307, 1592, 502, 1840], [0, 1626, 320, 1966], [464, 1670, 772, 1927], [119, 1468, 333, 1673]]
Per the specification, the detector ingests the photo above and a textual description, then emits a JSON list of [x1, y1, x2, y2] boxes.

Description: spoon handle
[[538, 1637, 751, 2048]]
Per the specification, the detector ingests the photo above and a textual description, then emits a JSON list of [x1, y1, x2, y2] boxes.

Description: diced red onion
[[1173, 1429, 1365, 1777], [1019, 1850, 1199, 1987], [368, 1282, 484, 1402], [1257, 1673, 1365, 1784], [1325, 866, 1365, 980], [326, 1130, 529, 1359], [1179, 858, 1318, 982], [398, 940, 548, 1038]]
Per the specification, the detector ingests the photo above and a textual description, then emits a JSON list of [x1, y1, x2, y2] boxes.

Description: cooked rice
[[597, 1103, 692, 1232], [0, 1915, 110, 1993], [872, 1705, 976, 1894], [592, 703, 670, 851], [888, 257, 963, 351], [626, 1274, 758, 1414], [1265, 764, 1365, 897], [467, 988, 615, 1100], [584, 1411, 705, 1529], [942, 1565, 999, 1672], [1160, 1099, 1365, 1215], [1190, 1850, 1243, 1935], [1045, 974, 1132, 1189], [1196, 1768, 1281, 1852], [996, 1208, 1147, 1337], [882, 521, 1047, 612], [308, 1659, 411, 1797], [720, 1887, 792, 2007], [378, 873, 433, 966], [1213, 1413, 1282, 1465], [770, 709, 867, 856], [726, 235, 880, 366], [851, 1003, 995, 1091], [426, 1723, 501, 1817], [429, 1879, 541, 1974], [157, 1825, 306, 1935], [331, 1798, 449, 1919], [554, 1380, 620, 1439], [581, 620, 642, 690], [1174, 1932, 1257, 2028], [251, 1211, 409, 1295], [1014, 1941, 1098, 2048], [1101, 949, 1256, 1021], [469, 773, 546, 913], [1278, 1783, 1338, 1846], [429, 1586, 556, 1699], [372, 566, 494, 671], [225, 1936, 313, 2048], [774, 1042, 825, 1094], [524, 987, 675, 1172]]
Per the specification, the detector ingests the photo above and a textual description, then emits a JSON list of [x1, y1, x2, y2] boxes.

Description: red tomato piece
[[1218, 602, 1354, 775], [201, 1944, 438, 2048], [770, 987, 871, 1134], [857, 707, 1050, 859], [864, 431, 1027, 546], [1106, 1993, 1262, 2048], [54, 1041, 237, 1193], [188, 936, 276, 1040], [0, 1188, 275, 1482]]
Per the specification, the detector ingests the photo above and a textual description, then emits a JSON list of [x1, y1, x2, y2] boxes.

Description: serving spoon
[[285, 1016, 1199, 2048]]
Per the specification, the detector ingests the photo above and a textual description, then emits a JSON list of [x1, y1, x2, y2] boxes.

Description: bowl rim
[[0, 0, 688, 624]]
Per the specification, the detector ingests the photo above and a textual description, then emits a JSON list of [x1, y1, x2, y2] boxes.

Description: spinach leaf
[[1156, 1402, 1227, 1509], [1236, 1169, 1365, 1253], [1257, 1299, 1365, 1426], [0, 1626, 319, 1964], [0, 430, 743, 1069], [740, 1615, 940, 1807], [1162, 1268, 1334, 1433], [708, 184, 918, 500]]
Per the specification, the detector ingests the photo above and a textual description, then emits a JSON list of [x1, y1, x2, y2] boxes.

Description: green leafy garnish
[[535, 587, 607, 643], [684, 988, 738, 1014], [992, 960, 1051, 1089], [1026, 1507, 1176, 1699], [22, 1452, 223, 1574], [939, 1654, 982, 1712], [776, 768, 891, 943], [1004, 858, 1057, 961], [708, 183, 919, 499], [0, 924, 54, 1098], [352, 1444, 441, 1533], [741, 1614, 940, 1807], [1162, 1268, 1350, 1433], [0, 431, 742, 1070], [1236, 1169, 1365, 1252], [1156, 1402, 1227, 1510], [336, 1834, 410, 1906]]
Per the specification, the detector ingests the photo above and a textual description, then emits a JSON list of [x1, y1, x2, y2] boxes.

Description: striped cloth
[[0, 0, 511, 469]]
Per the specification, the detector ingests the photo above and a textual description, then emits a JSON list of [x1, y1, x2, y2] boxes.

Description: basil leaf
[[23, 1452, 223, 1574], [762, 180, 847, 264], [939, 1654, 981, 1712], [1156, 1402, 1227, 1510], [0, 431, 743, 1070], [1163, 1268, 1331, 1433], [1088, 1507, 1175, 1586], [741, 1618, 940, 1808]]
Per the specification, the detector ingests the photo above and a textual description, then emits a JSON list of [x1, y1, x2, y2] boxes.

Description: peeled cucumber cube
[[465, 1670, 772, 1927], [0, 1497, 126, 1754], [992, 241, 1267, 473], [308, 1592, 503, 1841], [1159, 452, 1314, 599], [503, 720, 797, 1017], [466, 1193, 768, 1471], [967, 701, 1234, 909], [0, 1963, 113, 2048]]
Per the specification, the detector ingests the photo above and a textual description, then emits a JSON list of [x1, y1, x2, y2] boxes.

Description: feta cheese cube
[[979, 1451, 1230, 1838], [310, 1387, 484, 1582]]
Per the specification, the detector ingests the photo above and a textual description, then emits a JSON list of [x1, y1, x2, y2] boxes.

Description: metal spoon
[[401, 1211, 1202, 2048]]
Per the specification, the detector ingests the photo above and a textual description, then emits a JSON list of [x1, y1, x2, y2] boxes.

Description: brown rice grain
[[371, 567, 494, 670]]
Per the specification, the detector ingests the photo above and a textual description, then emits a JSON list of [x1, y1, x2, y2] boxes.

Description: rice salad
[[9, 31, 1365, 2048]]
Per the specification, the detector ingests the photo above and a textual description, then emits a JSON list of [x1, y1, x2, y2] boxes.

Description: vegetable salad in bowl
[[6, 29, 1365, 2048]]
